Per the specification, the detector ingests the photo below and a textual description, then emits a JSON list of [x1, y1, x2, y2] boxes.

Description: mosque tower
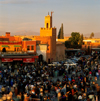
[[40, 12, 56, 62], [40, 11, 56, 37]]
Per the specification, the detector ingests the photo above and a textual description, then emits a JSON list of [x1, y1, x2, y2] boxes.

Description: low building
[[36, 44, 47, 61], [56, 42, 65, 61], [82, 38, 100, 54], [0, 32, 38, 67]]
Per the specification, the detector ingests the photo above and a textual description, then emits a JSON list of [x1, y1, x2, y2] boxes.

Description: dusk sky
[[0, 0, 100, 37]]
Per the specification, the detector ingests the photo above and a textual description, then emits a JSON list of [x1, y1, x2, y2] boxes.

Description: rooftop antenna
[[51, 11, 54, 16]]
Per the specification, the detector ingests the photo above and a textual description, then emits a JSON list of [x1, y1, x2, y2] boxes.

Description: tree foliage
[[90, 32, 94, 38], [79, 34, 84, 46], [58, 23, 64, 39], [65, 32, 83, 48], [58, 28, 61, 39], [65, 41, 71, 48]]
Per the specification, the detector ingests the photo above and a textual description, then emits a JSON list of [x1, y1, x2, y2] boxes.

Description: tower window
[[46, 23, 48, 28]]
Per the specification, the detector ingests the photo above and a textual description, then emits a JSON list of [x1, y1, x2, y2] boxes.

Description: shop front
[[0, 55, 38, 67]]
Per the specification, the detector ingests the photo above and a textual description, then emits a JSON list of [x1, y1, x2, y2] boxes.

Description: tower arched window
[[46, 23, 48, 28]]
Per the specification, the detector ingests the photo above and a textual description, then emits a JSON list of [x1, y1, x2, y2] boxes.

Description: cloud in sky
[[0, 0, 46, 4]]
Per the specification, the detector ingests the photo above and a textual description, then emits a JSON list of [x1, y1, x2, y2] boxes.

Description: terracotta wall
[[51, 28, 56, 61], [34, 36, 51, 62], [56, 43, 65, 61], [22, 41, 36, 52], [34, 35, 57, 62], [0, 32, 22, 42]]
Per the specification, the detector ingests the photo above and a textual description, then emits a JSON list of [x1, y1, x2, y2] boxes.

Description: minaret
[[40, 12, 56, 37], [44, 12, 52, 28], [40, 12, 56, 62]]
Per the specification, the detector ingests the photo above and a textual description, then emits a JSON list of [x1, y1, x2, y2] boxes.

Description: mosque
[[0, 12, 65, 66]]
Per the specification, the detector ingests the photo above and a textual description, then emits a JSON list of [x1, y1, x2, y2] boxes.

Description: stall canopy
[[33, 56, 38, 58], [13, 58, 22, 61]]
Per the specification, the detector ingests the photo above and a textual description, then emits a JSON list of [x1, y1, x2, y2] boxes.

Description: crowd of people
[[0, 53, 100, 101]]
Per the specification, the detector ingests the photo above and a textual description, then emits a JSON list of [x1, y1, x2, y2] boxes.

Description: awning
[[33, 56, 38, 58], [2, 45, 8, 47], [23, 58, 35, 63], [14, 45, 20, 47], [2, 58, 13, 62], [13, 58, 22, 61]]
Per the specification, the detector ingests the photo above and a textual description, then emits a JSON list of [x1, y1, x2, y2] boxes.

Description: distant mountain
[[0, 31, 6, 36], [0, 30, 40, 36], [64, 34, 71, 37], [65, 32, 100, 38], [1, 30, 100, 38], [13, 30, 40, 36]]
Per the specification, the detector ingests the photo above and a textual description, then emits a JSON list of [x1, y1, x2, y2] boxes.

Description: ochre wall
[[44, 15, 52, 28], [0, 42, 22, 52], [40, 28, 53, 36]]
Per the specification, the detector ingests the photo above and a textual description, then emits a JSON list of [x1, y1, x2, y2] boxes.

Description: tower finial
[[51, 11, 54, 16], [48, 12, 49, 15]]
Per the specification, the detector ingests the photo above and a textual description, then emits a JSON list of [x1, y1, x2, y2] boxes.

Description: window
[[27, 46, 30, 50], [17, 48, 19, 51], [8, 46, 10, 49], [31, 46, 34, 50], [14, 48, 16, 51], [46, 23, 48, 28], [47, 45, 49, 50], [47, 47, 49, 50]]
